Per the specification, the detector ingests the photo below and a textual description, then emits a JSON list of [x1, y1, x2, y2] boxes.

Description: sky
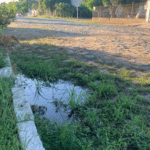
[[0, 0, 18, 4]]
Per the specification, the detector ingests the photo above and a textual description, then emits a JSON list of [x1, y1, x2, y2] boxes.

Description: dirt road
[[5, 17, 150, 72]]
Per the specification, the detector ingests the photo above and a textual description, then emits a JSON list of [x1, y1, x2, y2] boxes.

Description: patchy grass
[[27, 16, 101, 25], [0, 76, 23, 150], [28, 15, 74, 20], [67, 19, 102, 25], [7, 41, 150, 150]]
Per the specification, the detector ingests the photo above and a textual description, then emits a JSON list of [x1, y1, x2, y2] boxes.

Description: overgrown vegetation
[[0, 77, 23, 150], [7, 42, 150, 150], [0, 53, 6, 68]]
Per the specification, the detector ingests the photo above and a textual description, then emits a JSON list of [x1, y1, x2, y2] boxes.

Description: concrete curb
[[0, 54, 45, 150], [0, 54, 13, 77]]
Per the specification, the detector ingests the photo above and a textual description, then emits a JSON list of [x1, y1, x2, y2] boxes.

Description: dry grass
[[0, 34, 20, 46], [92, 18, 146, 27]]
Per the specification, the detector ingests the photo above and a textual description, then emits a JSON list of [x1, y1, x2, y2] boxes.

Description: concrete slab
[[17, 121, 45, 150], [5, 55, 12, 66], [0, 67, 13, 77], [12, 87, 34, 123], [0, 55, 13, 77], [4, 53, 46, 150]]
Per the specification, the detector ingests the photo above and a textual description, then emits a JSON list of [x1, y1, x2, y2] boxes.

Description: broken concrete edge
[[0, 54, 13, 77], [0, 53, 45, 150]]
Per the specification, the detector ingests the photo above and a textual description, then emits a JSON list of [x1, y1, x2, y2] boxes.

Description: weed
[[0, 53, 6, 68], [0, 77, 23, 150]]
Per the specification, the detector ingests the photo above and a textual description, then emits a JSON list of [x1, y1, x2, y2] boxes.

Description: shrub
[[0, 3, 17, 28]]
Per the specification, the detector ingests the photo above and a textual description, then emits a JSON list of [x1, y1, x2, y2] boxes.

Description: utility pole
[[77, 7, 78, 20]]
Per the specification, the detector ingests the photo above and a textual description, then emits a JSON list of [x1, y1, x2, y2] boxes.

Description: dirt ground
[[92, 18, 147, 27], [4, 17, 150, 73]]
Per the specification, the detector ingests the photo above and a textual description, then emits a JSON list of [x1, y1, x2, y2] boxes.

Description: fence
[[92, 2, 147, 19]]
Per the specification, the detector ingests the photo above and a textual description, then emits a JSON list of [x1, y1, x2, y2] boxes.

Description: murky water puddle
[[15, 74, 89, 124]]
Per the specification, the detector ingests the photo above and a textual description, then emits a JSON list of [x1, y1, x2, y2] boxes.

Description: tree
[[55, 2, 75, 17], [83, 0, 103, 11], [42, 0, 71, 14], [102, 0, 121, 17], [42, 0, 57, 13], [78, 3, 92, 18], [38, 0, 44, 15], [0, 3, 17, 28], [32, 3, 38, 10]]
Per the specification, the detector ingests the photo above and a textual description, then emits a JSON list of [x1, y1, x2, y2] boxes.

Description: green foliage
[[0, 77, 22, 149], [0, 3, 17, 28], [31, 3, 38, 10], [16, 0, 38, 14], [0, 55, 6, 68], [83, 0, 103, 11], [20, 6, 28, 14], [18, 0, 38, 9], [41, 0, 71, 13], [89, 80, 117, 99], [78, 3, 92, 18], [42, 0, 56, 12], [55, 3, 76, 17]]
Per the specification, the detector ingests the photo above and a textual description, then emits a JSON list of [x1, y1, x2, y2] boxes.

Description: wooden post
[[131, 2, 134, 18], [109, 5, 111, 21], [119, 3, 121, 18], [100, 6, 102, 18], [77, 7, 78, 20]]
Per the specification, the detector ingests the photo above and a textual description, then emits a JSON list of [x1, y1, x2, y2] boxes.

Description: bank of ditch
[[2, 41, 149, 150], [0, 53, 7, 68], [0, 54, 23, 149]]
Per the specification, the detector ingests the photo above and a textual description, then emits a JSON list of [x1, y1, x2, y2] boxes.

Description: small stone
[[144, 93, 150, 99], [72, 47, 79, 50], [68, 51, 74, 55], [84, 55, 94, 59], [86, 61, 95, 65], [99, 69, 109, 73], [81, 52, 89, 55], [38, 50, 45, 52], [123, 46, 128, 49], [128, 88, 133, 90], [46, 59, 52, 62], [116, 69, 121, 73], [15, 44, 21, 48], [26, 51, 32, 53], [61, 60, 70, 63], [114, 59, 125, 65], [53, 47, 60, 51]]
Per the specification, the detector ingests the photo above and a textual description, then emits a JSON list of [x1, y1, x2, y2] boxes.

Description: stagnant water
[[15, 74, 89, 125]]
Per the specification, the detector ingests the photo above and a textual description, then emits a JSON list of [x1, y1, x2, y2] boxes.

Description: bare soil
[[4, 17, 150, 73]]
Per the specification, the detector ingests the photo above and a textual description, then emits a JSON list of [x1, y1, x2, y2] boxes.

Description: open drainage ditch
[[15, 74, 90, 125]]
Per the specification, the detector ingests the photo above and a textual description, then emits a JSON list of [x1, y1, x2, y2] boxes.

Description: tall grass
[[0, 53, 6, 68], [0, 77, 23, 150]]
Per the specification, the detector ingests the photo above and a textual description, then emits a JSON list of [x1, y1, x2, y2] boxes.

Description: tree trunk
[[111, 6, 117, 18]]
